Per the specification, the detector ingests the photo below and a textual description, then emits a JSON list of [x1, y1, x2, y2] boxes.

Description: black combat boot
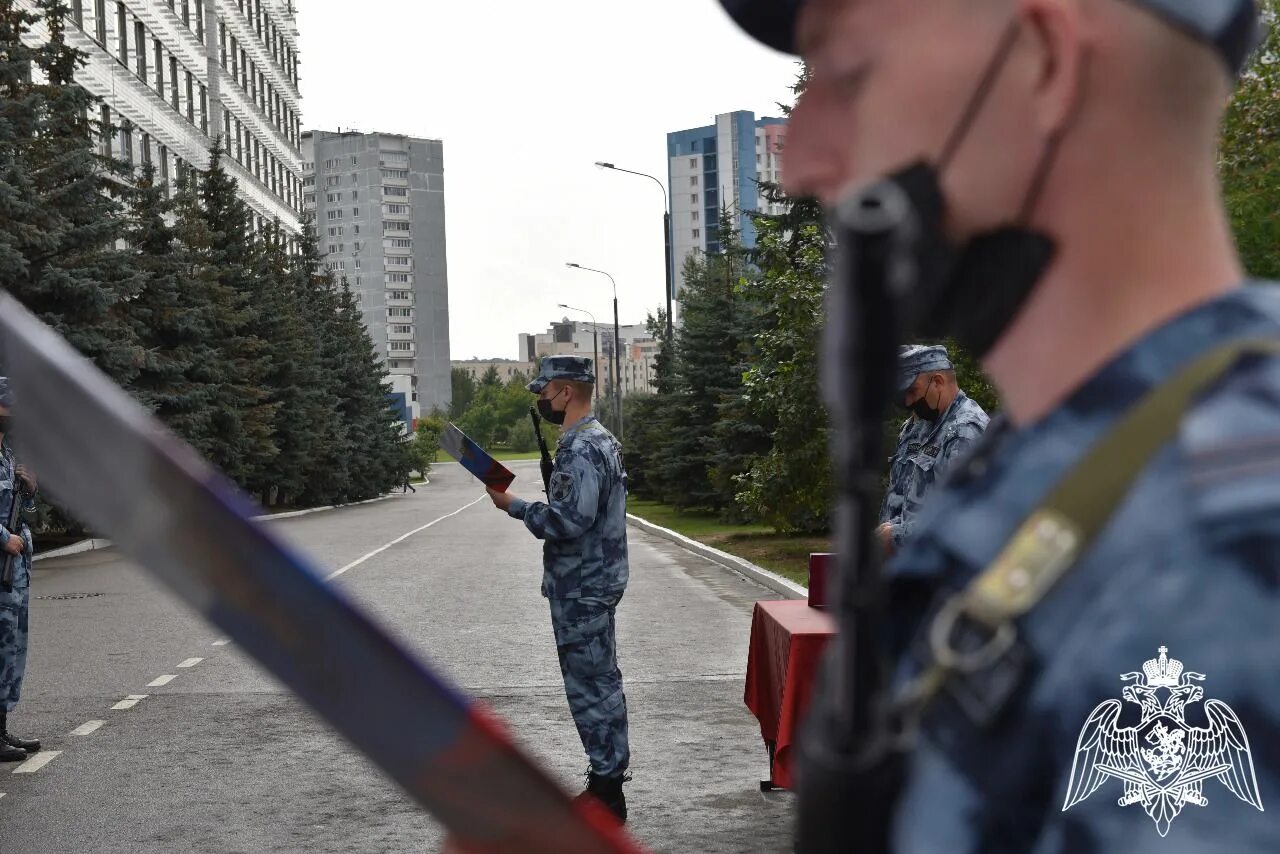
[[573, 769, 630, 823], [0, 712, 39, 754]]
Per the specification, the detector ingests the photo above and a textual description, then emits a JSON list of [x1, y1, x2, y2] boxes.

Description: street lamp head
[[595, 162, 615, 170], [566, 262, 581, 269]]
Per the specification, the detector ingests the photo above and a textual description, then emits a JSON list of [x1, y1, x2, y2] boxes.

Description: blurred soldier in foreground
[[0, 377, 41, 762], [878, 345, 988, 556], [720, 0, 1278, 850], [486, 356, 632, 822]]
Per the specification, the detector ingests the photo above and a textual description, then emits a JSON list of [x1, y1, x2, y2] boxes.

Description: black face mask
[[833, 21, 1068, 360], [536, 389, 569, 426], [900, 381, 943, 422]]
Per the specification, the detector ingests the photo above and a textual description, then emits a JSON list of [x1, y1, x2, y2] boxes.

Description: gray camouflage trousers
[[0, 584, 29, 713], [549, 594, 629, 777]]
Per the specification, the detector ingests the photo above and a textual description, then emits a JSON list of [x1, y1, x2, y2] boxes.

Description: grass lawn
[[627, 499, 829, 588], [433, 448, 543, 463]]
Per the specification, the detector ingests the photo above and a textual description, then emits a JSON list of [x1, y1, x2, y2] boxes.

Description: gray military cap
[[527, 356, 596, 394], [0, 377, 10, 408], [898, 345, 952, 393], [718, 0, 1259, 76]]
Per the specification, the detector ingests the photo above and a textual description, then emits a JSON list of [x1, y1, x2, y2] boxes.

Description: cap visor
[[526, 378, 549, 394]]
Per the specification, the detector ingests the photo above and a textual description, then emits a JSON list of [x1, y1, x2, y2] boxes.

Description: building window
[[169, 56, 179, 109], [690, 176, 698, 186], [392, 325, 413, 334], [690, 157, 697, 167], [693, 229, 701, 239], [690, 193, 698, 204], [352, 207, 359, 217], [383, 186, 408, 197], [692, 211, 699, 222], [390, 238, 411, 248], [134, 21, 146, 77]]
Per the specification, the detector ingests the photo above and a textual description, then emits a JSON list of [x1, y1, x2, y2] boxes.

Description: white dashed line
[[12, 751, 60, 774], [111, 695, 148, 711], [177, 658, 203, 668], [70, 721, 105, 736], [325, 496, 485, 581], [147, 675, 176, 687], [0, 792, 6, 799], [212, 639, 230, 647]]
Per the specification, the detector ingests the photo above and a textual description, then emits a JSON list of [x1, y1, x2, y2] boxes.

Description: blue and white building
[[666, 111, 787, 305]]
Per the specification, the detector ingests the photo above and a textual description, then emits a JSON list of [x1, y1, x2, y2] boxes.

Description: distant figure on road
[[486, 356, 632, 823], [877, 345, 988, 557], [0, 377, 41, 762], [402, 474, 416, 494]]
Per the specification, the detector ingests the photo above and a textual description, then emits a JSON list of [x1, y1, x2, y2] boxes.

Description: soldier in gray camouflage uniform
[[878, 345, 989, 555], [486, 355, 631, 822], [0, 377, 41, 762], [719, 0, 1280, 850]]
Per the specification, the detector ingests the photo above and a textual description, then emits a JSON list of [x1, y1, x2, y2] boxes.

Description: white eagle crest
[[1062, 647, 1263, 836]]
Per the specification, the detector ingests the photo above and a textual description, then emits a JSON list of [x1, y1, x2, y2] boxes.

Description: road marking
[[212, 639, 230, 647], [0, 792, 5, 799], [325, 496, 486, 581], [70, 720, 105, 736], [147, 675, 176, 687], [177, 657, 203, 668], [111, 695, 148, 710], [12, 751, 60, 774]]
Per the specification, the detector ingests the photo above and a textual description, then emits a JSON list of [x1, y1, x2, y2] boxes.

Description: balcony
[[387, 344, 417, 357]]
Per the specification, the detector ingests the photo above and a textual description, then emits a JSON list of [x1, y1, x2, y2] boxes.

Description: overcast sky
[[295, 0, 798, 361]]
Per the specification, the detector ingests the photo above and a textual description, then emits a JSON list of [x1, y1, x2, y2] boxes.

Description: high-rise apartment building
[[302, 130, 451, 423], [20, 0, 305, 234], [666, 111, 786, 302]]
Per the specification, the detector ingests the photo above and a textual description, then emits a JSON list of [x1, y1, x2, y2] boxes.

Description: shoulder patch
[[549, 470, 575, 504]]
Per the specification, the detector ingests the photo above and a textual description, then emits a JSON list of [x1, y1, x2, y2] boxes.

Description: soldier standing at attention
[[0, 377, 41, 762], [878, 345, 988, 556], [486, 356, 631, 822], [718, 0, 1280, 850]]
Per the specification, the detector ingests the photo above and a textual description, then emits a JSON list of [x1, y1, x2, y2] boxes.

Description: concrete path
[[0, 460, 795, 852]]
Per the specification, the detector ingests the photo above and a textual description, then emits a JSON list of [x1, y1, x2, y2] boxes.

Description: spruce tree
[[293, 221, 350, 506], [0, 0, 142, 383], [187, 142, 279, 488], [656, 209, 763, 513], [124, 162, 222, 451]]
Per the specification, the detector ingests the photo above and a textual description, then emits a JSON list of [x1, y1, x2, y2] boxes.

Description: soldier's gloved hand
[[3, 535, 24, 556], [15, 464, 36, 494]]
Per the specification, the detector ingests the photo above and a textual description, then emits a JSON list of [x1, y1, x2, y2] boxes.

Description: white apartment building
[[21, 0, 304, 235]]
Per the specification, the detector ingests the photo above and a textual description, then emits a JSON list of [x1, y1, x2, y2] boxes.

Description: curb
[[626, 514, 808, 601], [32, 491, 413, 561], [32, 538, 113, 562]]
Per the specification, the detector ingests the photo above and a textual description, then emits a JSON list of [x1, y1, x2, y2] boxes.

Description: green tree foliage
[[409, 413, 446, 476], [1221, 0, 1280, 279], [1, 3, 410, 517], [652, 210, 766, 515], [450, 367, 477, 419], [736, 190, 832, 533], [0, 0, 142, 385]]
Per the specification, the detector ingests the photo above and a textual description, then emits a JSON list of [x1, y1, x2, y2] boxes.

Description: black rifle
[[793, 175, 930, 853], [2, 471, 27, 590], [529, 407, 553, 493]]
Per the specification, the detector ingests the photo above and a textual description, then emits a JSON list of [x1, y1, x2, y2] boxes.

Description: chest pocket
[[906, 452, 938, 501]]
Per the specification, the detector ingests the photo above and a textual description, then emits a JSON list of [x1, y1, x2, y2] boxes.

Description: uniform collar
[[892, 286, 1280, 580], [913, 391, 969, 441], [558, 415, 598, 445]]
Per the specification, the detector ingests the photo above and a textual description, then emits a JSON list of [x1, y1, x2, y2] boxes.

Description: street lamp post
[[594, 162, 674, 343], [566, 263, 623, 442], [557, 303, 600, 411]]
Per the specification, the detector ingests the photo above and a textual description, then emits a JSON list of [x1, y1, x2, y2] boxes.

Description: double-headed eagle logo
[[1063, 647, 1263, 836]]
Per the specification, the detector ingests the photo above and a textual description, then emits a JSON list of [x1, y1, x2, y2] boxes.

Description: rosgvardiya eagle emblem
[[1062, 647, 1263, 836]]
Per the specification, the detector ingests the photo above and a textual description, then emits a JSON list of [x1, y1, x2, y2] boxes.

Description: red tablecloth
[[743, 600, 836, 789]]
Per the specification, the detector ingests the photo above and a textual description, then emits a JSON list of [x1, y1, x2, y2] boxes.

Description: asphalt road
[[0, 459, 795, 853]]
